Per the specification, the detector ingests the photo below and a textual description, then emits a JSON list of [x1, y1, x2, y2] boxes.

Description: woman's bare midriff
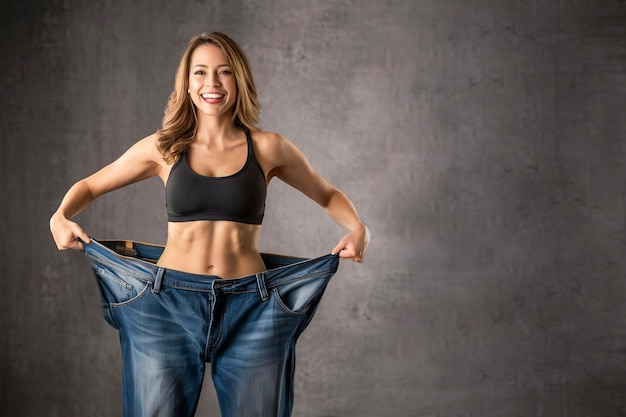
[[156, 220, 266, 279]]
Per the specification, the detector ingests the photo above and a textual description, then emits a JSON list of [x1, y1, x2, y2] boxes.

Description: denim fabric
[[82, 239, 339, 417]]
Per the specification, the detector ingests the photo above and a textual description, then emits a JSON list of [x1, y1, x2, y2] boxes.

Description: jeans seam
[[94, 265, 133, 290], [255, 256, 334, 276], [207, 294, 228, 359], [103, 306, 120, 329], [85, 254, 149, 281], [266, 270, 332, 290]]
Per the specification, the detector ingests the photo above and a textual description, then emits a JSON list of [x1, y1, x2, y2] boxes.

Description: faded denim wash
[[82, 238, 340, 417]]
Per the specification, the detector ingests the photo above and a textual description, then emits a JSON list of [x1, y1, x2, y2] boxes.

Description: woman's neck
[[194, 113, 240, 145]]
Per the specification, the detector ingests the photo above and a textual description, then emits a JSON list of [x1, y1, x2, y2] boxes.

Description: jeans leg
[[115, 284, 211, 417], [84, 241, 212, 417], [210, 261, 338, 417], [210, 291, 300, 417]]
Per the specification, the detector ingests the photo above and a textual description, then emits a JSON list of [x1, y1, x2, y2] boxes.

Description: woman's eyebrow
[[191, 64, 230, 69]]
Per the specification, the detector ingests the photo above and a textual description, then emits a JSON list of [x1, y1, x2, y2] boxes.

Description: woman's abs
[[156, 221, 266, 278]]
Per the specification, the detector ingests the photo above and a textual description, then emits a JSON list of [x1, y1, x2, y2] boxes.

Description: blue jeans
[[82, 239, 340, 417]]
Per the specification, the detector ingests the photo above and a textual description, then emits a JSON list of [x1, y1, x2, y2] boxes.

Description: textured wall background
[[1, 0, 626, 416]]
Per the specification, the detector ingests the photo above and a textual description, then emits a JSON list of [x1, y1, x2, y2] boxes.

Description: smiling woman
[[49, 32, 369, 417], [188, 46, 238, 118], [156, 33, 260, 166]]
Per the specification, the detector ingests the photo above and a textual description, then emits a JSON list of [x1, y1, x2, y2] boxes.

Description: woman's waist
[[83, 239, 339, 292], [157, 242, 265, 278]]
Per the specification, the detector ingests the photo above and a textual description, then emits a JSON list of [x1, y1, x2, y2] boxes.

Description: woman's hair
[[156, 32, 260, 163]]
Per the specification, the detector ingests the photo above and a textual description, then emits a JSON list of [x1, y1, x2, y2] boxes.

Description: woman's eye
[[220, 70, 232, 75], [194, 70, 205, 75]]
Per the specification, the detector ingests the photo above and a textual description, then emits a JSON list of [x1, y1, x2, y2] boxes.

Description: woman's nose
[[205, 73, 220, 87]]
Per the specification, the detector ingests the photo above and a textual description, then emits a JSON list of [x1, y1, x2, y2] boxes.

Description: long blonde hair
[[156, 32, 260, 163]]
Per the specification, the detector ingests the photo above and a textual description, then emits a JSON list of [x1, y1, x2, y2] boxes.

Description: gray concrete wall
[[1, 0, 625, 416]]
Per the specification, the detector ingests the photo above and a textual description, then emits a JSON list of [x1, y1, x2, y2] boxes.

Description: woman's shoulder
[[250, 129, 283, 144], [249, 130, 295, 168], [124, 132, 170, 167], [133, 133, 161, 156], [250, 130, 298, 154]]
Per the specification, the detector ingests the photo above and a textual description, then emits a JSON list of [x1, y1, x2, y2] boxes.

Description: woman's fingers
[[332, 238, 348, 256], [67, 238, 85, 251], [50, 214, 90, 251], [332, 236, 366, 262], [72, 224, 90, 247]]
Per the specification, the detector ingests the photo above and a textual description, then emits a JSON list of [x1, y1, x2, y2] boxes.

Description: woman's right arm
[[50, 134, 163, 250]]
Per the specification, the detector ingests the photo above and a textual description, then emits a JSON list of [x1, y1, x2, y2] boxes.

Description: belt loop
[[152, 267, 165, 294], [256, 272, 269, 301]]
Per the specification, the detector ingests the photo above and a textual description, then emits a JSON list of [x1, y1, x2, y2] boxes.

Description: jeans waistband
[[82, 238, 339, 296]]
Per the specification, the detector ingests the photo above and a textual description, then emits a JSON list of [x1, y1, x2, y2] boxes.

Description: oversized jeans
[[82, 239, 340, 417]]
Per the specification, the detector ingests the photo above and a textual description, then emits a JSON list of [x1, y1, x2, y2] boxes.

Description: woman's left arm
[[323, 188, 370, 262], [264, 133, 370, 262]]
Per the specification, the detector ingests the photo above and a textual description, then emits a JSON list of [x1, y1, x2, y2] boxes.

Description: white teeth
[[202, 93, 224, 99]]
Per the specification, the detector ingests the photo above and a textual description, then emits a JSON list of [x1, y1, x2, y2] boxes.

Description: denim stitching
[[108, 282, 151, 308], [93, 265, 133, 290], [270, 288, 311, 317], [207, 293, 228, 360]]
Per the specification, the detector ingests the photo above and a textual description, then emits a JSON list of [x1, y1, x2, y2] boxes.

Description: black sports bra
[[165, 130, 266, 224]]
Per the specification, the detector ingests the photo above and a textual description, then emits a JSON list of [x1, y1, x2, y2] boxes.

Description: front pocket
[[92, 264, 151, 329], [270, 272, 332, 316], [92, 264, 149, 306]]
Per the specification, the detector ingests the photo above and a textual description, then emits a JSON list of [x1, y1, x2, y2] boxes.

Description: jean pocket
[[271, 272, 332, 316], [92, 264, 150, 305], [92, 264, 151, 329]]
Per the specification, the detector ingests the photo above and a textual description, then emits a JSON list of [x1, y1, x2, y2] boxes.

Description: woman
[[50, 32, 369, 417]]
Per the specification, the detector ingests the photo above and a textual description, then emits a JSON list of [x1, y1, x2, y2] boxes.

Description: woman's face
[[188, 43, 237, 119]]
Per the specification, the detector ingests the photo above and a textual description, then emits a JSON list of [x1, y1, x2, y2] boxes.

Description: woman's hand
[[332, 223, 370, 262], [49, 212, 90, 251]]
